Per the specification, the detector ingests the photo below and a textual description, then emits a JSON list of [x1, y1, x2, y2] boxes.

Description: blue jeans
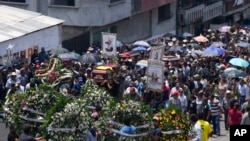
[[239, 96, 246, 106], [211, 115, 220, 135]]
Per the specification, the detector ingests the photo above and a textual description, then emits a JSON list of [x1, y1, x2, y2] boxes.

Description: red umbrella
[[119, 52, 130, 58]]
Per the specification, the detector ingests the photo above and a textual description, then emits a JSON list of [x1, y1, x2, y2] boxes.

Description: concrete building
[[177, 0, 250, 35], [0, 5, 64, 63], [0, 0, 177, 53]]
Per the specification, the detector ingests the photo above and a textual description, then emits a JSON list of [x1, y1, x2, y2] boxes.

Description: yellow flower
[[171, 110, 176, 114]]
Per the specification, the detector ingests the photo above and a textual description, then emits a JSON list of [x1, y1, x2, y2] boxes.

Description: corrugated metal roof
[[0, 5, 64, 42]]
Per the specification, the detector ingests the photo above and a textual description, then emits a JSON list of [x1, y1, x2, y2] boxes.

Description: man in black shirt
[[7, 124, 18, 141], [19, 124, 42, 141]]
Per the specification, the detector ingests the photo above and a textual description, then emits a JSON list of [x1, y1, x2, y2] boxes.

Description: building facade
[[0, 0, 177, 53], [177, 0, 250, 35]]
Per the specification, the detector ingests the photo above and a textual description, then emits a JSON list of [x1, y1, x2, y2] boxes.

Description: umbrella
[[79, 53, 101, 64], [58, 52, 80, 61], [222, 67, 246, 78], [119, 52, 130, 58], [229, 58, 249, 67], [117, 40, 123, 48], [237, 42, 250, 48], [136, 60, 148, 68], [132, 46, 147, 51], [187, 43, 200, 49], [219, 26, 231, 32], [192, 50, 203, 55], [204, 46, 225, 55], [49, 47, 69, 56], [194, 35, 208, 42], [133, 40, 150, 47], [211, 42, 225, 47], [168, 46, 182, 52], [182, 32, 193, 37], [201, 52, 219, 57]]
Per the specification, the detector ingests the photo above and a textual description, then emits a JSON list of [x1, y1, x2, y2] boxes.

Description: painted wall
[[48, 0, 132, 26], [116, 12, 151, 43], [0, 26, 61, 57], [151, 1, 176, 36]]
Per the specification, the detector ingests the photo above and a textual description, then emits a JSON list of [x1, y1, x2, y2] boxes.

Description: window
[[1, 0, 25, 2], [51, 0, 75, 6], [158, 4, 171, 23], [110, 0, 123, 4]]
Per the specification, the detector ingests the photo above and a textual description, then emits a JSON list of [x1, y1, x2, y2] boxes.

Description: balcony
[[203, 1, 223, 21], [225, 0, 250, 15], [178, 4, 204, 25]]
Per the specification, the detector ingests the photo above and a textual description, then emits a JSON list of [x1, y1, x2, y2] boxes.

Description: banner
[[147, 60, 165, 92], [149, 45, 164, 61], [101, 32, 117, 57]]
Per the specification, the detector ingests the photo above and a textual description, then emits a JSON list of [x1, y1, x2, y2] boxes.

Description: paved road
[[1, 117, 229, 141], [209, 117, 230, 141]]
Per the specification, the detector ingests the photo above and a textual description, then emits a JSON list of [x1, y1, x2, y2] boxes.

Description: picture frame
[[149, 45, 164, 61], [146, 59, 165, 92], [101, 32, 117, 57]]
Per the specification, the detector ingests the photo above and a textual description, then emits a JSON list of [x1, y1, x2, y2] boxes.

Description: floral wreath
[[156, 107, 192, 141], [4, 92, 27, 132], [102, 100, 152, 140], [80, 79, 112, 108], [46, 99, 93, 141]]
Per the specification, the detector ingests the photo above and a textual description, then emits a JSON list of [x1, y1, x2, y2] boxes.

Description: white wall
[[0, 25, 61, 57], [151, 2, 176, 36]]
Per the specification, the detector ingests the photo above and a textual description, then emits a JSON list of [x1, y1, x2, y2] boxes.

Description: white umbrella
[[219, 26, 231, 33], [211, 42, 225, 47], [183, 32, 193, 37], [133, 40, 150, 47], [201, 52, 219, 57]]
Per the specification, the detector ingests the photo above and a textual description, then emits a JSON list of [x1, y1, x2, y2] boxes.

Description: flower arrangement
[[156, 107, 191, 141], [4, 92, 28, 132], [80, 79, 112, 108], [46, 99, 93, 141], [102, 100, 152, 140]]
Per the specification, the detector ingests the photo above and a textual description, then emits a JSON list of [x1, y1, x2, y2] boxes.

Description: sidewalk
[[209, 117, 230, 141]]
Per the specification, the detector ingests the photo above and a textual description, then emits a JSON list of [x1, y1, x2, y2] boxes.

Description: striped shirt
[[209, 98, 221, 116]]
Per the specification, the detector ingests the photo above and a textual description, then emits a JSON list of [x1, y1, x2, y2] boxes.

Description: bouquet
[[156, 107, 191, 141]]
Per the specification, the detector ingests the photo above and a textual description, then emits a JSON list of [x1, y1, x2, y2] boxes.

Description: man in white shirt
[[238, 78, 249, 105], [179, 88, 188, 113], [189, 114, 202, 141]]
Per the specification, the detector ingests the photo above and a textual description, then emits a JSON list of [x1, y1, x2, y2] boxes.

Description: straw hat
[[183, 39, 188, 43], [88, 47, 94, 51], [172, 37, 177, 41]]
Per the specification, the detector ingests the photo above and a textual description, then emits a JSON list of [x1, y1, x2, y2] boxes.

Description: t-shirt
[[197, 120, 212, 141], [19, 133, 36, 141], [228, 109, 242, 125]]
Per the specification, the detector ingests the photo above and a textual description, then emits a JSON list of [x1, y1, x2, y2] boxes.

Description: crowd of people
[[1, 25, 250, 141]]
